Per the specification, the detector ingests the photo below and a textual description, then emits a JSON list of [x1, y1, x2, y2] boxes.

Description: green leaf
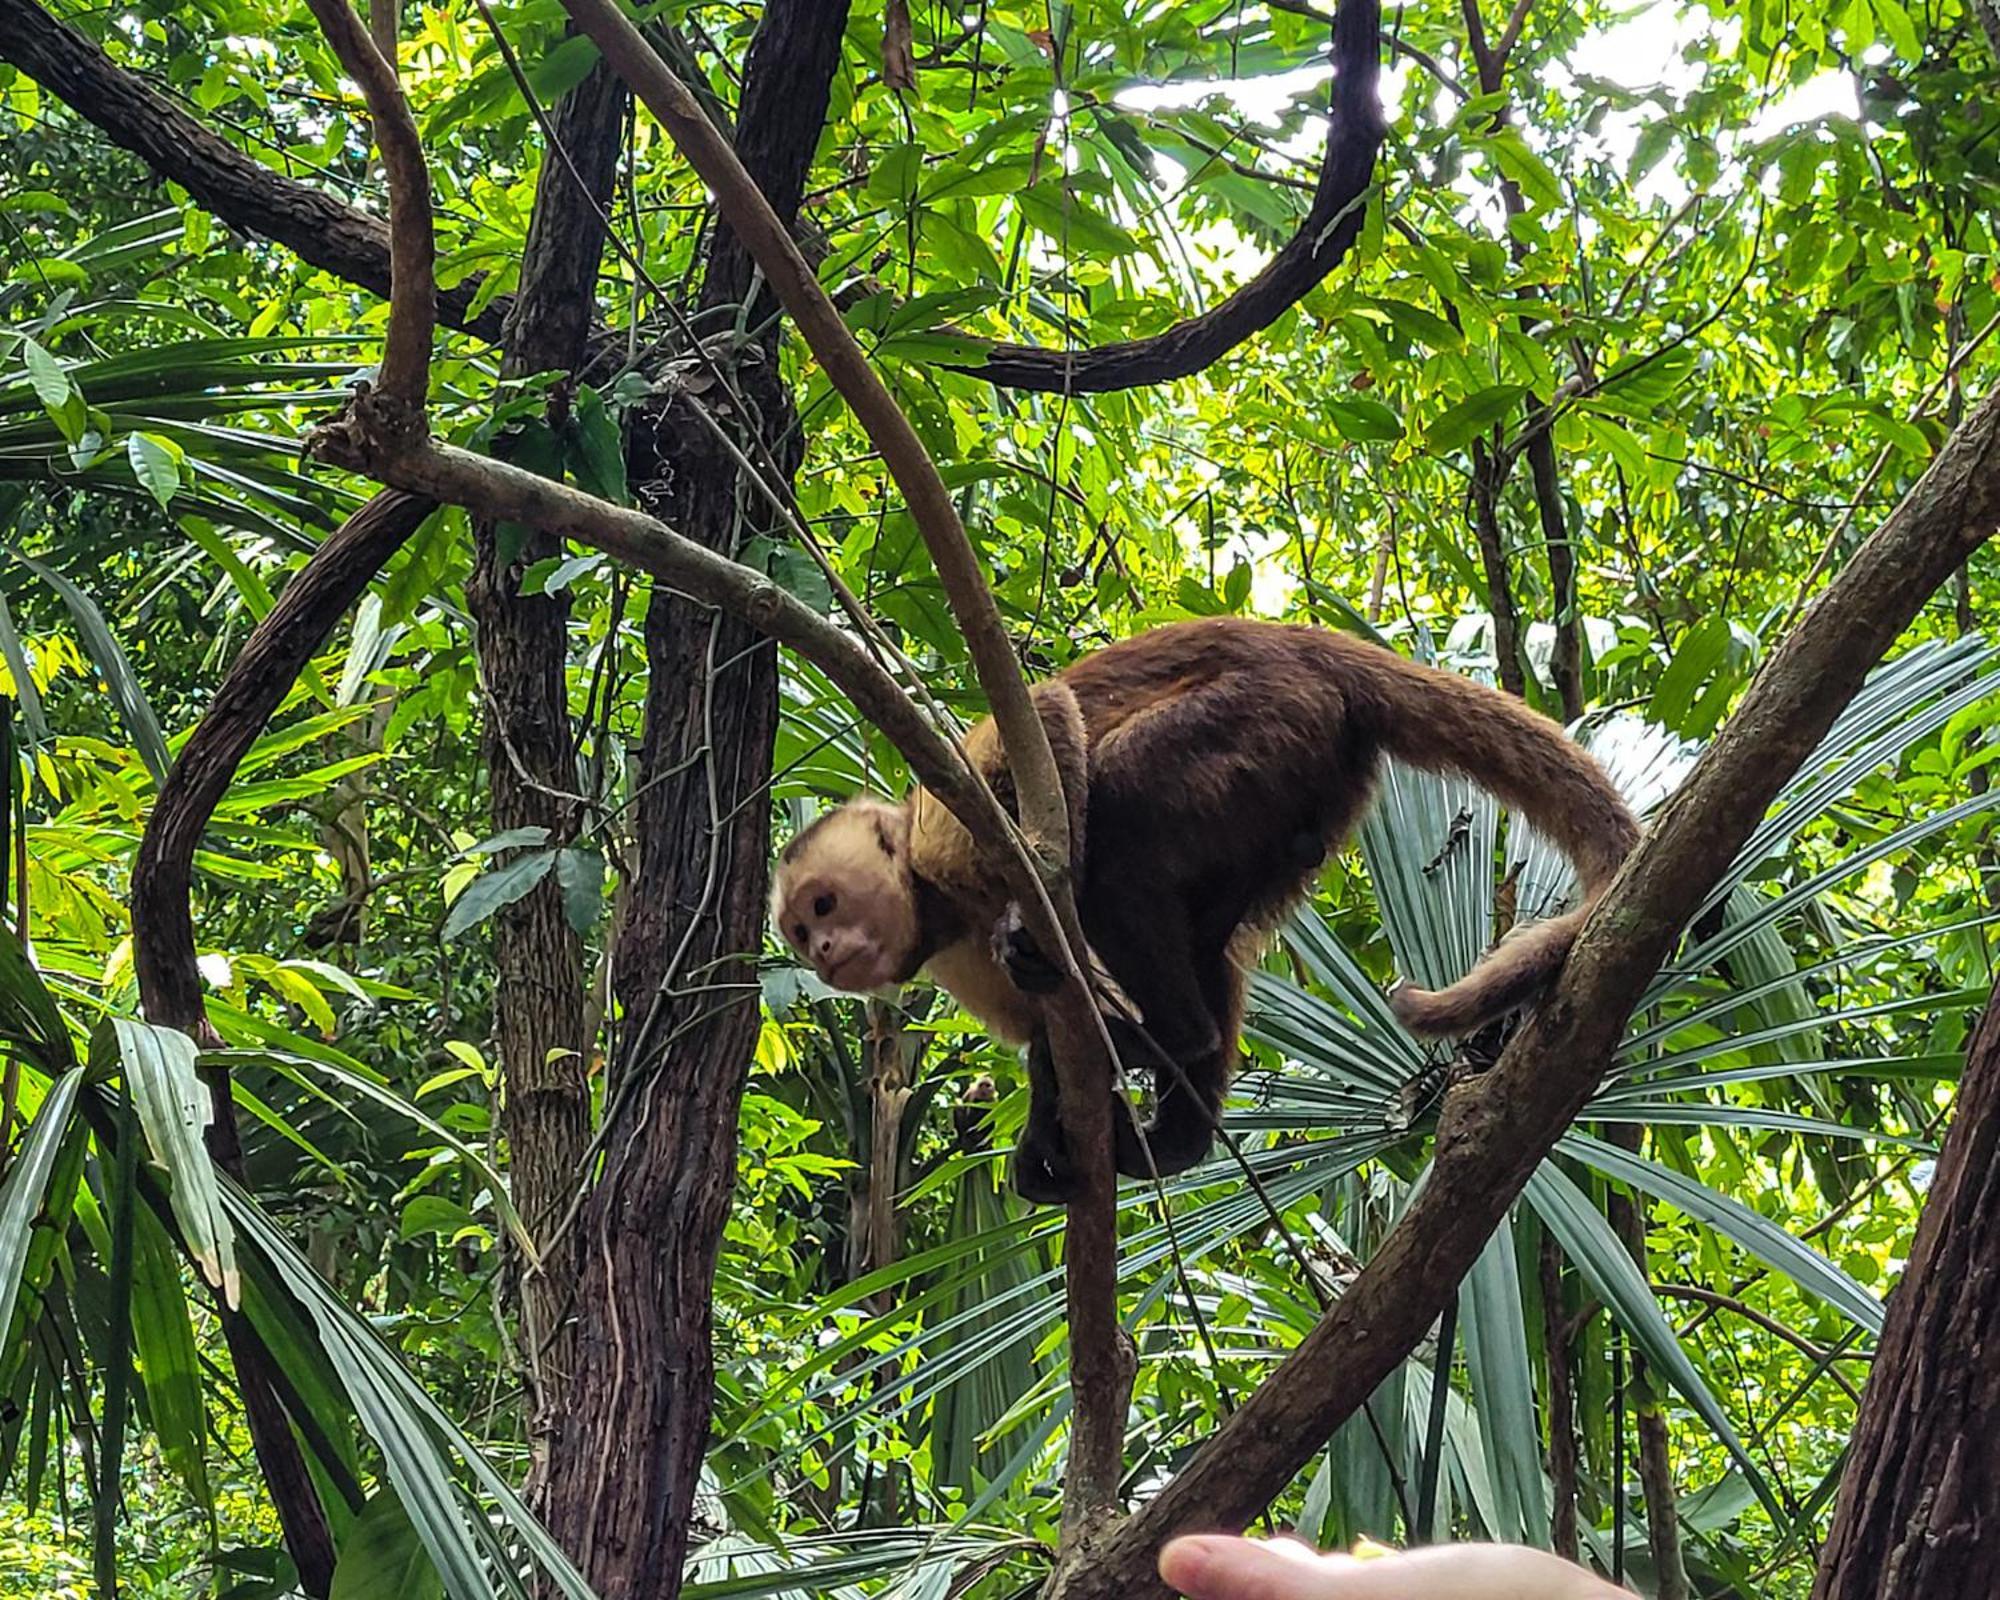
[[1646, 615, 1735, 732], [555, 847, 606, 936], [1870, 0, 1920, 57], [1486, 127, 1564, 211], [127, 430, 184, 510], [1424, 383, 1528, 455], [0, 928, 76, 1073], [331, 1491, 445, 1600], [565, 388, 626, 505], [19, 337, 72, 413], [113, 1018, 240, 1305], [127, 1201, 211, 1507], [1014, 184, 1139, 257], [6, 547, 172, 784], [1325, 397, 1404, 443], [521, 553, 604, 595], [441, 849, 557, 941], [399, 1195, 476, 1243], [226, 1190, 602, 1600], [1527, 1164, 1783, 1523], [1563, 1132, 1882, 1332], [0, 1070, 84, 1346], [525, 34, 601, 102]]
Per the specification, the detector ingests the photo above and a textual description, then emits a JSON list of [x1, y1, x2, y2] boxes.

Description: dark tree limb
[[131, 490, 436, 1033], [551, 0, 1147, 1531], [1043, 384, 2000, 1600], [130, 487, 437, 1598], [1469, 439, 1528, 698], [1464, 0, 1585, 718], [1812, 1001, 2000, 1598], [537, 3, 851, 1591], [1607, 1125, 1688, 1600], [1538, 1227, 1580, 1560], [0, 0, 510, 343], [474, 45, 627, 1467], [961, 0, 1384, 394], [1530, 430, 1585, 722]]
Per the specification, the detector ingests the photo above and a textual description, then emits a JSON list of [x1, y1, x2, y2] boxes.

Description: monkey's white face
[[772, 804, 917, 992]]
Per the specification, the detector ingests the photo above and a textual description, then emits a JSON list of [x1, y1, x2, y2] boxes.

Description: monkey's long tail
[[1356, 644, 1640, 1038]]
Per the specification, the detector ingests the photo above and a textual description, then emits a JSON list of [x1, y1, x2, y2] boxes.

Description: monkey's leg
[[1008, 1030, 1079, 1204], [1078, 899, 1229, 1182]]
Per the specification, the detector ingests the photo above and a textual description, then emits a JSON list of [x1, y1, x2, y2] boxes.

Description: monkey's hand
[[996, 903, 1064, 994]]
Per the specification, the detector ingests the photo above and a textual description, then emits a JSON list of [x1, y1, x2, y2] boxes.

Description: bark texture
[[1811, 1002, 2000, 1600], [537, 5, 849, 1594], [467, 49, 626, 1457]]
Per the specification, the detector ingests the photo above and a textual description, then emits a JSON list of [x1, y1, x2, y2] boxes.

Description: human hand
[[1159, 1532, 1629, 1600]]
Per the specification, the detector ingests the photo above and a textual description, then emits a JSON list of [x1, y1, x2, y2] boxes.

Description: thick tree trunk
[[466, 53, 627, 1467], [539, 6, 850, 1595], [1811, 1002, 2000, 1599]]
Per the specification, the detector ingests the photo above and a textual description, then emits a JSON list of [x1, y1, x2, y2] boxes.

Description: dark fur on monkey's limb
[[774, 618, 1639, 1204]]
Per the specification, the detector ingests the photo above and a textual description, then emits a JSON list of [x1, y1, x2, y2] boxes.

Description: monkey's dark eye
[[813, 893, 835, 917], [794, 924, 809, 946]]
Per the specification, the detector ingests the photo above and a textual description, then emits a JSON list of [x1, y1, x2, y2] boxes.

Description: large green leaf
[[112, 1018, 238, 1305], [1560, 1132, 1882, 1332], [1525, 1163, 1781, 1522], [0, 1070, 83, 1347]]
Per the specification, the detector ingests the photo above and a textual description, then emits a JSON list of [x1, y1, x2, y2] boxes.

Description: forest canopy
[[0, 1, 1997, 1598]]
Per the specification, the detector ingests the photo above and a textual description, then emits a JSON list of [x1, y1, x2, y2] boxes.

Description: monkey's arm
[[974, 680, 1092, 994]]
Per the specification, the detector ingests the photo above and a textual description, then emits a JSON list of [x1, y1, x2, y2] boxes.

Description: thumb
[[1159, 1536, 1364, 1600]]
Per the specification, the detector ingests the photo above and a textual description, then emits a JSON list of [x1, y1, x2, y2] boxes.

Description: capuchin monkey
[[771, 618, 1639, 1204]]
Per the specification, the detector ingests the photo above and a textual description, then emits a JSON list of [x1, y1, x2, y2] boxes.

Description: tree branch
[[1046, 387, 2000, 1600], [129, 486, 436, 1599], [0, 0, 508, 342], [536, 7, 1149, 1521], [965, 0, 1384, 394], [300, 0, 434, 410]]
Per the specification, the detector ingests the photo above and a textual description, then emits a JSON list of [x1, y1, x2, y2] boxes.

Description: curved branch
[[0, 0, 508, 342], [132, 489, 435, 1036], [128, 486, 435, 1600], [301, 0, 435, 407], [962, 0, 1383, 395], [1048, 386, 2000, 1600]]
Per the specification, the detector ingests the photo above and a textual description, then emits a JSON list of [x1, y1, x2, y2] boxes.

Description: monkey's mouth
[[822, 951, 877, 990]]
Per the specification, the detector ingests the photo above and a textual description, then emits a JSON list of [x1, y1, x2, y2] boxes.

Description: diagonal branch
[[556, 0, 1069, 857], [1046, 384, 2000, 1600], [0, 0, 509, 342], [537, 1, 1147, 1521]]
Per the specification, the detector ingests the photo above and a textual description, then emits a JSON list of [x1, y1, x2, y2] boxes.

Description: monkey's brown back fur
[[915, 616, 1638, 1044]]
